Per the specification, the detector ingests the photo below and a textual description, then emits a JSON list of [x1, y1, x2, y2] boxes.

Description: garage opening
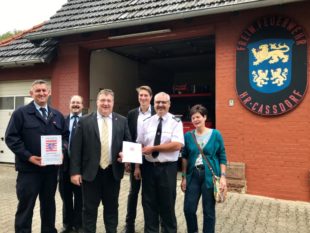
[[90, 35, 215, 130]]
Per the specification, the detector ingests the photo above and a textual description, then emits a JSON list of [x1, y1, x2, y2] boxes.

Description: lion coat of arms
[[248, 39, 293, 93]]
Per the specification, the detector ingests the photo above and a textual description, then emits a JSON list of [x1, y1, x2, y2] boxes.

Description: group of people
[[5, 80, 228, 233]]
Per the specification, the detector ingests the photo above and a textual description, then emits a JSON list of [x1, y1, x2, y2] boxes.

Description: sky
[[0, 0, 68, 35]]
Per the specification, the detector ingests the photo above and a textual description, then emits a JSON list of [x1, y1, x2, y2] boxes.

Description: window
[[0, 97, 14, 110], [15, 96, 31, 109]]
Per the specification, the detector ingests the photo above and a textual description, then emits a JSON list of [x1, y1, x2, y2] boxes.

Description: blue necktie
[[40, 107, 48, 120], [70, 115, 78, 151]]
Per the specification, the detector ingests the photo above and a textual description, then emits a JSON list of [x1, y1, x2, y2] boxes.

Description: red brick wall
[[0, 45, 90, 116], [215, 2, 310, 201], [0, 64, 53, 82], [51, 44, 90, 115]]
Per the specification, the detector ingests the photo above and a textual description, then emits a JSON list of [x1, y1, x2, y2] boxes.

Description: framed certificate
[[41, 135, 62, 165]]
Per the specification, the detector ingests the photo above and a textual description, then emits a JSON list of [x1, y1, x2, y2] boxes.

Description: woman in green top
[[181, 104, 227, 233]]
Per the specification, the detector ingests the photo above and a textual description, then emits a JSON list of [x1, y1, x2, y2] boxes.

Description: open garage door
[[90, 36, 215, 131]]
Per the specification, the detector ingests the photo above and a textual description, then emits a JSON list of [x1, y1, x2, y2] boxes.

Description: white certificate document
[[122, 141, 142, 164], [41, 135, 62, 165]]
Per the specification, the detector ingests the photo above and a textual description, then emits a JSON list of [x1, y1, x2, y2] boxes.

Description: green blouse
[[182, 129, 227, 188]]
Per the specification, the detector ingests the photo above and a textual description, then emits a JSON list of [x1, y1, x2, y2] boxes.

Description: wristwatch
[[221, 172, 226, 177]]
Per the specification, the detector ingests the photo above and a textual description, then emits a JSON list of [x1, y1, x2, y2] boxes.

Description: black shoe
[[72, 226, 84, 233], [59, 226, 73, 233], [123, 225, 135, 233]]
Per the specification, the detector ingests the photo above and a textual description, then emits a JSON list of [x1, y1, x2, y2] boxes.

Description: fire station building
[[0, 0, 309, 201]]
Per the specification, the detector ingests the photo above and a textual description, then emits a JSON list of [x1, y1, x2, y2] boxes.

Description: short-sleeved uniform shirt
[[137, 112, 184, 163]]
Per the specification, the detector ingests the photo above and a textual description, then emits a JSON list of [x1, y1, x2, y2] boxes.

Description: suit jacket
[[70, 112, 131, 181], [61, 115, 77, 172], [127, 106, 155, 142], [5, 101, 69, 172], [63, 116, 71, 172]]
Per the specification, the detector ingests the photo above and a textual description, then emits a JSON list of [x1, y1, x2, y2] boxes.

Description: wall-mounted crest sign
[[236, 16, 307, 116]]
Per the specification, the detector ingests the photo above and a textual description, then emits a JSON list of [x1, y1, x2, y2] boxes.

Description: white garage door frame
[[0, 80, 51, 163]]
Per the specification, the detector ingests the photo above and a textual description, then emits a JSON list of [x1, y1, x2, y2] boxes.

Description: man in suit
[[59, 95, 84, 233], [124, 86, 155, 233], [136, 92, 184, 233], [70, 89, 131, 233], [5, 80, 69, 233]]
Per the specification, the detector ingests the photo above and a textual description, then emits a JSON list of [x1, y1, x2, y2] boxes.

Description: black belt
[[195, 164, 205, 170], [144, 159, 177, 167]]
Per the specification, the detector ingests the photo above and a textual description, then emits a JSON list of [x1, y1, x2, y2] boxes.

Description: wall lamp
[[108, 29, 171, 40]]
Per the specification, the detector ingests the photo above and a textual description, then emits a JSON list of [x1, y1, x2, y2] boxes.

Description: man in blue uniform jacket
[[5, 80, 69, 233]]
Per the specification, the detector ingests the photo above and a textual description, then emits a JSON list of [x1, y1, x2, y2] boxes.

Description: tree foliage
[[0, 30, 22, 41]]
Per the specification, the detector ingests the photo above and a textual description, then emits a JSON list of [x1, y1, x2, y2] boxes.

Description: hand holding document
[[122, 141, 142, 164], [41, 135, 63, 165]]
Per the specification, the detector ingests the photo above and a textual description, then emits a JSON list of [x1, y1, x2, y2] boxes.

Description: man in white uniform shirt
[[136, 92, 184, 233]]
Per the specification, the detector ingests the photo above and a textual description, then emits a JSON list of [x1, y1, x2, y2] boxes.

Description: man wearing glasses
[[136, 92, 184, 233]]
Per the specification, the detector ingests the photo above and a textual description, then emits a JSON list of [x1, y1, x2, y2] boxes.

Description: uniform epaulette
[[172, 116, 181, 122], [143, 116, 152, 121]]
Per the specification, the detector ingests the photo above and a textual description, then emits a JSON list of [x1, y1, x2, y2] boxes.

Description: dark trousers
[[141, 160, 178, 233], [15, 171, 58, 233], [59, 168, 83, 229], [125, 163, 141, 229], [184, 168, 215, 233], [82, 166, 120, 233]]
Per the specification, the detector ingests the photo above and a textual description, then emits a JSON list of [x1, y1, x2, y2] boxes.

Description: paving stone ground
[[0, 164, 309, 233]]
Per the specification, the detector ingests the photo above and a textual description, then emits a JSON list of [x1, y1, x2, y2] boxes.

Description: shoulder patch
[[172, 116, 181, 122]]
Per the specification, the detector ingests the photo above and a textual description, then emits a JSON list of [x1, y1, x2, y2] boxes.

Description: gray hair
[[97, 89, 114, 99], [31, 80, 48, 87], [154, 92, 170, 101]]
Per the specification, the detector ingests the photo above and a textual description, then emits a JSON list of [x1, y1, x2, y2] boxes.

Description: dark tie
[[70, 115, 78, 152], [39, 107, 48, 120], [152, 117, 163, 158]]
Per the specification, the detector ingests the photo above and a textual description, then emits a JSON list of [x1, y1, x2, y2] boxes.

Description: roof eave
[[25, 0, 303, 41], [0, 58, 46, 68]]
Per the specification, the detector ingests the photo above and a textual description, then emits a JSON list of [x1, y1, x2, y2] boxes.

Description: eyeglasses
[[155, 101, 169, 105]]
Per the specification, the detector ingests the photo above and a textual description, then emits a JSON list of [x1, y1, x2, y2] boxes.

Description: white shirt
[[33, 102, 48, 116], [137, 112, 184, 163], [137, 106, 152, 135], [97, 112, 113, 164]]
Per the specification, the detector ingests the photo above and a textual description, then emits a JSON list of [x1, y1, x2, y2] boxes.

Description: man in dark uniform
[[59, 95, 84, 233], [5, 80, 69, 233], [136, 92, 184, 233], [70, 89, 131, 233], [124, 86, 155, 233]]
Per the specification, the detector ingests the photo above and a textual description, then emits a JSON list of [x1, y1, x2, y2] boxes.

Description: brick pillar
[[51, 44, 90, 115]]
